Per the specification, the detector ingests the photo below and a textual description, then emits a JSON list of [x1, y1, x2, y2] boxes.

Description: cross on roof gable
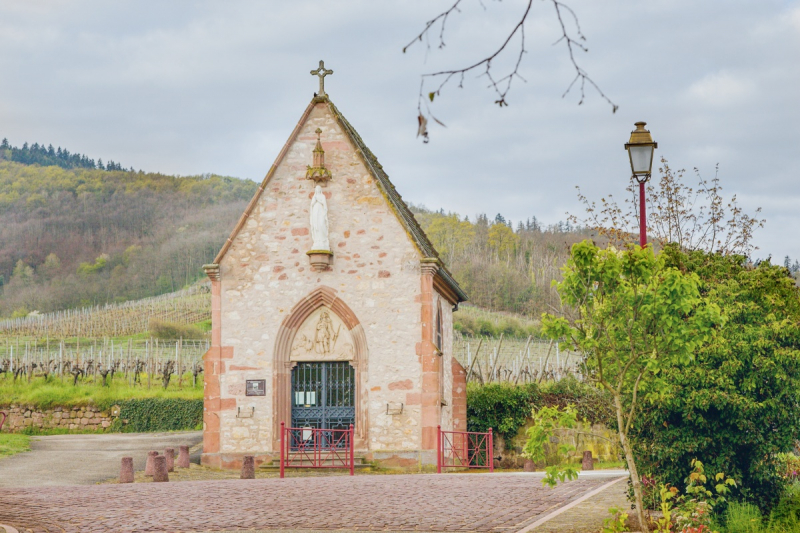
[[211, 95, 467, 305]]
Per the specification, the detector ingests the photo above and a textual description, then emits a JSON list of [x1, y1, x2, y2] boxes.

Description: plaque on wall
[[246, 379, 266, 396]]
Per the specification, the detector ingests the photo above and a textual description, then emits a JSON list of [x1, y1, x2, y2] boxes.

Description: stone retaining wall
[[497, 421, 619, 468], [0, 405, 119, 432]]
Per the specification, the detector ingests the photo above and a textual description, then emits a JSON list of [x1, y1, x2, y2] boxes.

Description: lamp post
[[624, 122, 658, 247]]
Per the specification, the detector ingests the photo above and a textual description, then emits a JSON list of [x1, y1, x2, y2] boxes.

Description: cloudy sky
[[1, 1, 798, 262]]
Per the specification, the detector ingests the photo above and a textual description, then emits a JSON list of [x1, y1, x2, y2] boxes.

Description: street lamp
[[624, 122, 658, 247]]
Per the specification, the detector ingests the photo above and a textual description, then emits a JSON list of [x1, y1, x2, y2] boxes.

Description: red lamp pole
[[639, 180, 647, 247]]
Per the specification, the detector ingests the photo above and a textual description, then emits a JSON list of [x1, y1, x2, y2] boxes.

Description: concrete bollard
[[144, 451, 159, 476], [582, 450, 594, 471], [165, 448, 175, 472], [241, 456, 255, 479], [523, 459, 535, 472], [119, 457, 134, 483], [177, 445, 190, 468], [153, 455, 169, 482]]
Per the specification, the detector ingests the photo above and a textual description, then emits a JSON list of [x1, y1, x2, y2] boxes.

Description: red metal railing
[[437, 425, 493, 473], [279, 421, 354, 478]]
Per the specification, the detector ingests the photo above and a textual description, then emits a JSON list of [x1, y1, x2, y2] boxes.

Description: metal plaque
[[246, 379, 266, 396]]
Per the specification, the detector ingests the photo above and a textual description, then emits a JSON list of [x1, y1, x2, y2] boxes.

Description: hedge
[[108, 398, 203, 432], [466, 377, 614, 442]]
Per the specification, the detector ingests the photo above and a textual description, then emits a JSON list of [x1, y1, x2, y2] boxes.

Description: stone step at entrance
[[259, 455, 369, 469]]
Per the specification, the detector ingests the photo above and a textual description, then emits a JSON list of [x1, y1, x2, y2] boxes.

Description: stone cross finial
[[310, 60, 333, 96]]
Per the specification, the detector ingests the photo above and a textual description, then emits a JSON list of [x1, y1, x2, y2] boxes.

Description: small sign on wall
[[246, 379, 266, 396]]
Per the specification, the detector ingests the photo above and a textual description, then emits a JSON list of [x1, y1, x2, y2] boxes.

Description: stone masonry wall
[[211, 101, 457, 462], [1, 405, 116, 432]]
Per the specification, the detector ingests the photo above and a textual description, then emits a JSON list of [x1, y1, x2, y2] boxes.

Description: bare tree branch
[[406, 0, 618, 142]]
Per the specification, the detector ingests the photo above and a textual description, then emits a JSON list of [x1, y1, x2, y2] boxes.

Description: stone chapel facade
[[201, 68, 468, 469]]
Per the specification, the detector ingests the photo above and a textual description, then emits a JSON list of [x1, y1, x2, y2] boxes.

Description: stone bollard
[[153, 455, 169, 482], [144, 451, 159, 476], [119, 457, 134, 483], [241, 456, 255, 479], [177, 445, 190, 468], [523, 459, 535, 472], [165, 448, 175, 472], [582, 450, 594, 471]]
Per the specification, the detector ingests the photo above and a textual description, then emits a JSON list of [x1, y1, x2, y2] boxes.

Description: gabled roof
[[213, 95, 467, 304]]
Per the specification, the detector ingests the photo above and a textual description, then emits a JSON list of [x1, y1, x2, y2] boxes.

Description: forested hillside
[[0, 144, 591, 320], [0, 160, 257, 316], [1, 137, 126, 171], [411, 206, 592, 317]]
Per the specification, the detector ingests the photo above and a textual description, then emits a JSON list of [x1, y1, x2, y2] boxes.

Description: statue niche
[[290, 307, 354, 362]]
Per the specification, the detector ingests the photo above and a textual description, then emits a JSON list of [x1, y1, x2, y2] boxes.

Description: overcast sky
[[1, 1, 798, 262]]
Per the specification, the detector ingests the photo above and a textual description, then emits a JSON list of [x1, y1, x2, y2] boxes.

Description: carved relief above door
[[290, 307, 355, 362]]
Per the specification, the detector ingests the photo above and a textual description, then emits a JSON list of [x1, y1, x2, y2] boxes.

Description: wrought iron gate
[[291, 362, 355, 435]]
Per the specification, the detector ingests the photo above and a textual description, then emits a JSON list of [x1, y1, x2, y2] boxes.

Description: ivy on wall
[[108, 398, 203, 433]]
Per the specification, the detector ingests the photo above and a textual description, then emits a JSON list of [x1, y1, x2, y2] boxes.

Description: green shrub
[[467, 382, 541, 441], [770, 483, 800, 527], [631, 247, 800, 513], [777, 453, 800, 484], [541, 375, 615, 427], [720, 501, 765, 533], [111, 398, 203, 432], [466, 378, 614, 443]]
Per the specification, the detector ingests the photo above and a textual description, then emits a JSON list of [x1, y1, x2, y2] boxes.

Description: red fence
[[0, 412, 5, 432], [437, 425, 494, 473], [279, 421, 354, 478]]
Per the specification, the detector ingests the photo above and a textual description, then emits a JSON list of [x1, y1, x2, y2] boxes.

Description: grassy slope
[[0, 433, 30, 459], [0, 375, 202, 409]]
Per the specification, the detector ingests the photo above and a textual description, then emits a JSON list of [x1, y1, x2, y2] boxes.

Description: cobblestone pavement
[[0, 473, 616, 533]]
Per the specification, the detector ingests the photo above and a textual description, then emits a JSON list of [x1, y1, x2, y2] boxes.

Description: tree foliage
[[412, 206, 591, 317], [0, 160, 257, 315], [631, 246, 800, 513], [0, 137, 124, 170], [541, 241, 720, 532]]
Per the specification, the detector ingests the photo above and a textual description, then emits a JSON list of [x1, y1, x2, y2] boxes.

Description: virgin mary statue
[[310, 185, 330, 251]]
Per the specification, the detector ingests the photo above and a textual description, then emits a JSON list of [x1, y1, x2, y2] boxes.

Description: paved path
[[0, 431, 202, 487], [0, 472, 624, 533], [530, 475, 630, 532]]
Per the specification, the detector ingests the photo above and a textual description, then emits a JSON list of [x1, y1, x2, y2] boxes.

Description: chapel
[[201, 61, 468, 469]]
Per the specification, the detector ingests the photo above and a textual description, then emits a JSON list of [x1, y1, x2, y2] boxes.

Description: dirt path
[[0, 431, 202, 487]]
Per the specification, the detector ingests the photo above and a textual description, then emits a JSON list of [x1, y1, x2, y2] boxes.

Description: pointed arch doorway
[[273, 286, 368, 450]]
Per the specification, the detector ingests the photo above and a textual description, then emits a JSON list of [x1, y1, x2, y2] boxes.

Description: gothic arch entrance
[[272, 286, 368, 450]]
